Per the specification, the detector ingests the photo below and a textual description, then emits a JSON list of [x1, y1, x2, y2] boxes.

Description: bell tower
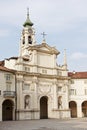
[[19, 8, 36, 58]]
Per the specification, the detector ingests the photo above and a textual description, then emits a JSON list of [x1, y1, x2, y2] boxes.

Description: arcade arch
[[2, 99, 14, 121], [69, 101, 77, 118], [82, 101, 87, 117]]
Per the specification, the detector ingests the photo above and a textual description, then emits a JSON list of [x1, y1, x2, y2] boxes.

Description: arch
[[38, 94, 52, 102], [69, 101, 77, 118], [40, 96, 48, 119], [2, 99, 14, 121], [24, 95, 30, 109], [82, 101, 87, 117]]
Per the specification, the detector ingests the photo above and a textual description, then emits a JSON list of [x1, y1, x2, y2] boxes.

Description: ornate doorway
[[2, 100, 14, 121], [69, 101, 77, 118], [40, 96, 48, 119]]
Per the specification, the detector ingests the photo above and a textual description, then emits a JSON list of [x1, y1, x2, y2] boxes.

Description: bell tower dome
[[23, 8, 33, 27]]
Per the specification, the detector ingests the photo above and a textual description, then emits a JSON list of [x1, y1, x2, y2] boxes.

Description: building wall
[[69, 78, 87, 117], [0, 70, 16, 121], [15, 72, 70, 120]]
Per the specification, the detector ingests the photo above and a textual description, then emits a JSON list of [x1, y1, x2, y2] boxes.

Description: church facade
[[0, 10, 87, 121]]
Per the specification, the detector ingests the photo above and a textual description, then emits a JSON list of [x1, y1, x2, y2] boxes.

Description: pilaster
[[53, 80, 58, 109], [77, 102, 82, 118]]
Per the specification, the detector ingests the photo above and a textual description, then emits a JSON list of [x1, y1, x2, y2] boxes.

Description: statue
[[25, 95, 30, 109], [58, 96, 62, 109]]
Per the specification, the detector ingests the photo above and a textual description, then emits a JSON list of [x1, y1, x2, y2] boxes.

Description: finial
[[27, 7, 29, 19], [41, 32, 47, 42], [23, 8, 34, 27], [64, 49, 67, 67]]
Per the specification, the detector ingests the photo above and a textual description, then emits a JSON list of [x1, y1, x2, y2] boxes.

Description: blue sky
[[0, 0, 87, 72]]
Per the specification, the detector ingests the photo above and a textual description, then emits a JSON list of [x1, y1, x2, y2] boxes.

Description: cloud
[[70, 52, 87, 60]]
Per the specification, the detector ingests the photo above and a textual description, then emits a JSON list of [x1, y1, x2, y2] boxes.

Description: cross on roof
[[27, 7, 29, 18], [41, 32, 47, 41]]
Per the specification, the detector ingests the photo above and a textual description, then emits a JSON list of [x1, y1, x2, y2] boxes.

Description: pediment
[[39, 45, 51, 52], [30, 43, 60, 55], [40, 43, 60, 55]]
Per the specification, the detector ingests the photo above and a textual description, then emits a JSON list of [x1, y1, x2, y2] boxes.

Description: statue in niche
[[58, 96, 62, 109], [25, 95, 30, 109]]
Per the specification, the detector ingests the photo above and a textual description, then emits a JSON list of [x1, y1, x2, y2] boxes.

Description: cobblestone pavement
[[0, 118, 87, 130]]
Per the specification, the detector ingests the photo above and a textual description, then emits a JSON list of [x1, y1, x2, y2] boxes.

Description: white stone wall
[[69, 78, 87, 117], [0, 70, 15, 121]]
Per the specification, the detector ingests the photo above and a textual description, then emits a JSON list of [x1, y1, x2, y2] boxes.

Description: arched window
[[69, 101, 77, 118], [28, 36, 32, 44]]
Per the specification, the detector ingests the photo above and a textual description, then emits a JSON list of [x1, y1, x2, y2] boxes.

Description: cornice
[[16, 71, 70, 80]]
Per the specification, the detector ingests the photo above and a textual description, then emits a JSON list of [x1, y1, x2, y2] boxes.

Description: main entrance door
[[2, 100, 13, 121], [40, 96, 48, 119]]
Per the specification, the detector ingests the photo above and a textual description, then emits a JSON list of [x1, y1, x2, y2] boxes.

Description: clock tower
[[19, 8, 36, 58]]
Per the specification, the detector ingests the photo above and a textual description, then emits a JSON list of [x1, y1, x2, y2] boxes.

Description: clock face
[[28, 29, 33, 34]]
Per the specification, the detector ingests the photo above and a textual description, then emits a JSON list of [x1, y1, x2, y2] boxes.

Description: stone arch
[[2, 99, 14, 121], [82, 101, 87, 117], [69, 101, 77, 118], [24, 95, 30, 109], [38, 94, 52, 101], [58, 96, 62, 109], [40, 96, 48, 119]]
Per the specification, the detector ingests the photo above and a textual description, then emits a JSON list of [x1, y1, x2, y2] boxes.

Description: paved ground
[[0, 118, 87, 130]]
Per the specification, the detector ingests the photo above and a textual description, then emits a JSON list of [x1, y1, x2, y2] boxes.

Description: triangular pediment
[[40, 46, 50, 51], [39, 43, 52, 51], [29, 43, 60, 55]]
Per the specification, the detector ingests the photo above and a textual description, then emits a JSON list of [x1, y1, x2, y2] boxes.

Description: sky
[[0, 0, 87, 72]]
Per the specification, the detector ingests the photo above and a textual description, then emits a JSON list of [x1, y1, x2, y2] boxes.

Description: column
[[25, 29, 28, 46], [53, 80, 57, 109], [13, 104, 16, 120], [19, 81, 23, 109], [0, 103, 2, 121], [77, 102, 82, 118], [33, 50, 37, 73], [17, 80, 23, 110], [64, 83, 69, 109]]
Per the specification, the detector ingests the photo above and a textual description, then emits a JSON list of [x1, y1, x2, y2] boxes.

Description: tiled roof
[[0, 60, 4, 66], [0, 66, 15, 73], [6, 57, 18, 60], [68, 72, 87, 79]]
